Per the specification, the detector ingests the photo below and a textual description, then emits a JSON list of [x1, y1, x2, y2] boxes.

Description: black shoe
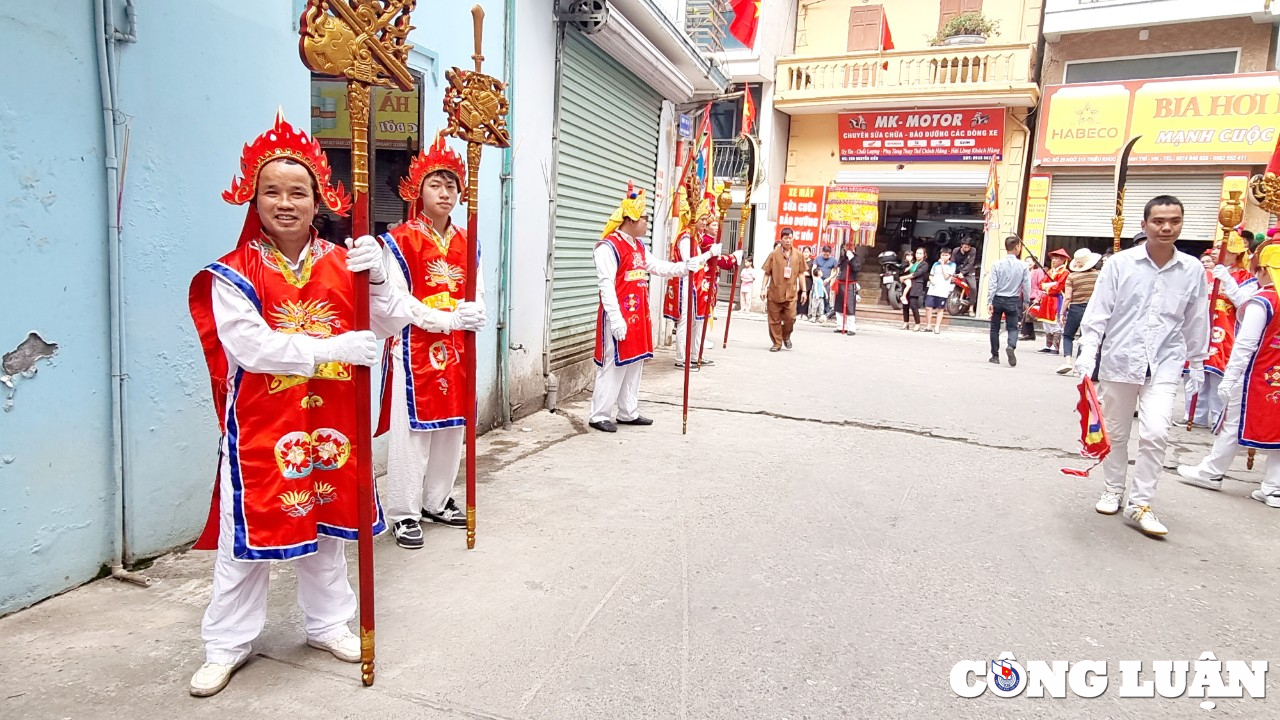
[[833, 329, 844, 334], [989, 356, 1000, 365], [589, 420, 618, 433], [617, 416, 653, 426], [784, 340, 793, 349], [1006, 347, 1017, 367], [1036, 347, 1055, 354], [423, 497, 467, 528], [769, 346, 781, 352], [392, 519, 424, 548]]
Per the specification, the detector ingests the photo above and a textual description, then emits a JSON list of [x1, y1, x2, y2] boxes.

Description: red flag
[[1061, 377, 1111, 477], [880, 13, 894, 51], [740, 84, 757, 137], [729, 0, 760, 48]]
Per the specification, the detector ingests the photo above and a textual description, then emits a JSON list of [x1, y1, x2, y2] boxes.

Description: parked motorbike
[[946, 273, 973, 316], [877, 250, 905, 311]]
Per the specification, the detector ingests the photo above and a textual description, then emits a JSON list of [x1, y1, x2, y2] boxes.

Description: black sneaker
[[1006, 347, 1018, 367], [423, 498, 467, 528], [989, 356, 1000, 365], [784, 340, 793, 349], [392, 519, 424, 549]]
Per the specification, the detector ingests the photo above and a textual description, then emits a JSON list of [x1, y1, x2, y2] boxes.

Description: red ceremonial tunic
[[1032, 266, 1069, 322], [376, 216, 470, 436], [188, 238, 385, 560], [1240, 287, 1280, 449], [1206, 266, 1258, 376], [664, 230, 708, 321], [594, 232, 654, 366]]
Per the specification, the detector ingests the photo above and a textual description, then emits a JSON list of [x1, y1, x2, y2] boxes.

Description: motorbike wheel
[[946, 288, 965, 316], [886, 285, 902, 311]]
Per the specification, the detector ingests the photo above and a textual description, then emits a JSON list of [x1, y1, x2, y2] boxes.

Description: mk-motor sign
[[837, 108, 1005, 162]]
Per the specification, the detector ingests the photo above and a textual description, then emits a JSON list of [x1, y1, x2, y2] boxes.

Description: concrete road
[[2, 312, 1275, 719]]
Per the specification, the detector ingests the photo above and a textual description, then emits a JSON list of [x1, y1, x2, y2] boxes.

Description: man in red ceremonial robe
[[1179, 238, 1276, 500], [589, 184, 711, 432], [377, 133, 487, 549], [1033, 248, 1071, 355], [664, 197, 719, 368], [1186, 231, 1259, 427], [186, 113, 424, 697], [700, 215, 743, 356]]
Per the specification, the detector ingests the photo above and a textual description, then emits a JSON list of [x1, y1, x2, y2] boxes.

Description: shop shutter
[[548, 31, 661, 370], [1045, 174, 1223, 241]]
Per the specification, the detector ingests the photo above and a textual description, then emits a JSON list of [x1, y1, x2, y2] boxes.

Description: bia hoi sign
[[838, 108, 1005, 162]]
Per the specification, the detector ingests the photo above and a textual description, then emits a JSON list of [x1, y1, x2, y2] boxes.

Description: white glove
[[685, 253, 709, 273], [1211, 265, 1240, 293], [1217, 379, 1237, 408], [1074, 349, 1097, 379], [846, 250, 854, 260], [1186, 363, 1206, 398], [317, 330, 379, 367], [345, 235, 386, 284], [732, 250, 744, 264], [449, 301, 488, 332], [709, 243, 723, 256], [610, 316, 627, 341]]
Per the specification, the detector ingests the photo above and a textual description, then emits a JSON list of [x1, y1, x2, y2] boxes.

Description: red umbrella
[[1061, 377, 1111, 477]]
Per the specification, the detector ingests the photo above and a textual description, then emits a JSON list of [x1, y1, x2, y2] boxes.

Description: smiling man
[[1074, 195, 1210, 537]]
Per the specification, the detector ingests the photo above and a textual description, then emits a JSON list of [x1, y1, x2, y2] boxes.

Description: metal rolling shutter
[[548, 31, 661, 370], [1045, 174, 1222, 241]]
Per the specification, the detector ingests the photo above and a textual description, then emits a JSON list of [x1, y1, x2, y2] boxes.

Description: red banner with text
[[838, 108, 1005, 162], [776, 185, 827, 251]]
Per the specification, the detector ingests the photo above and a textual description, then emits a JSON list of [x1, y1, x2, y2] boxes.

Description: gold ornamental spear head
[[716, 183, 732, 216], [1219, 189, 1245, 229], [299, 0, 416, 91], [443, 6, 511, 149]]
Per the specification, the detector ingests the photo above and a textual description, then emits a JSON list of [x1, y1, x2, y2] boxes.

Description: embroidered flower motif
[[271, 299, 342, 338], [313, 482, 337, 505], [274, 432, 313, 479], [279, 490, 316, 517], [425, 259, 464, 293], [310, 428, 351, 471]]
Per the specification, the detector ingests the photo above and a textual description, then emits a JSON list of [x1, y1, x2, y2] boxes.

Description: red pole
[[346, 82, 376, 687], [698, 220, 728, 366], [1188, 239, 1229, 430], [682, 251, 695, 435], [722, 263, 740, 349]]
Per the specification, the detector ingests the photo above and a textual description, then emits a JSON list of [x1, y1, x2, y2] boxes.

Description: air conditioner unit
[[557, 0, 610, 35]]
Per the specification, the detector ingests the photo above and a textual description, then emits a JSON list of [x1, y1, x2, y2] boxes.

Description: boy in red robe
[[377, 132, 488, 549], [187, 113, 424, 696]]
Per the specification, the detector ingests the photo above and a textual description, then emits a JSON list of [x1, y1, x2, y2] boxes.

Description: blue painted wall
[[0, 2, 115, 614], [1, 0, 513, 613]]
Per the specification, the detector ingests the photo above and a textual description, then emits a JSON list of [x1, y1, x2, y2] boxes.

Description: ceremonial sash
[[189, 238, 385, 560], [376, 217, 470, 436], [594, 232, 654, 366]]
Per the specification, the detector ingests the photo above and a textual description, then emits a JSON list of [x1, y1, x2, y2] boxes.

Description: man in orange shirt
[[760, 228, 809, 352]]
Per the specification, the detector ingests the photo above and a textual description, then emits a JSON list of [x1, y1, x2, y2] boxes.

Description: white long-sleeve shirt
[[594, 232, 690, 327], [380, 241, 486, 336], [1077, 245, 1211, 384], [1222, 291, 1270, 390], [211, 242, 421, 377]]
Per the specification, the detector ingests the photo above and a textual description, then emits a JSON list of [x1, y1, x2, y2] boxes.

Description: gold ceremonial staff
[[442, 5, 511, 550], [299, 0, 418, 687]]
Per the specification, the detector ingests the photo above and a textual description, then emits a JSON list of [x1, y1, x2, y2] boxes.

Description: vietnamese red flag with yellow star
[[729, 0, 761, 48]]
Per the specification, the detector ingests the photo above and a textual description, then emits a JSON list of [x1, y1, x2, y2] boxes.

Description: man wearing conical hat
[[375, 132, 488, 550], [590, 184, 712, 432], [187, 113, 428, 696], [1178, 236, 1275, 498], [1182, 230, 1258, 428]]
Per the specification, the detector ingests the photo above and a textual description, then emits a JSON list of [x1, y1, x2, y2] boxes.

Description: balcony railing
[[775, 42, 1037, 109], [712, 139, 748, 183], [685, 0, 728, 55]]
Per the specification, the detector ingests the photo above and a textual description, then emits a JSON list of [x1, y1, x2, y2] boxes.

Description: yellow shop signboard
[[1036, 73, 1280, 166]]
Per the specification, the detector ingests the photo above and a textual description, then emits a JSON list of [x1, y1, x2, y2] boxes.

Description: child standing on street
[[808, 266, 828, 323], [739, 258, 756, 311]]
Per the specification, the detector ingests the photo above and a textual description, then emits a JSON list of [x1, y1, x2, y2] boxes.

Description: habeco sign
[[1036, 73, 1280, 166]]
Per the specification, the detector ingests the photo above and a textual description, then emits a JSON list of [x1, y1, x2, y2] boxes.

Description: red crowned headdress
[[400, 131, 468, 217], [223, 111, 351, 247]]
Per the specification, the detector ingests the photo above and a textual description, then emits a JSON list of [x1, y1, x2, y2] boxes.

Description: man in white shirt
[[1075, 195, 1211, 536]]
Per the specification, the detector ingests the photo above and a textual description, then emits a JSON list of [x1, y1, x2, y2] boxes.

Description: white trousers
[[1200, 384, 1243, 477], [1099, 379, 1178, 509], [201, 455, 356, 664], [673, 284, 709, 362], [1262, 451, 1280, 497], [589, 332, 644, 424], [835, 313, 858, 332], [1185, 373, 1223, 428], [384, 354, 465, 522]]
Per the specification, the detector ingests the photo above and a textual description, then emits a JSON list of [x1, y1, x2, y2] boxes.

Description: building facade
[[1033, 0, 1279, 255], [0, 0, 724, 616], [775, 0, 1043, 310]]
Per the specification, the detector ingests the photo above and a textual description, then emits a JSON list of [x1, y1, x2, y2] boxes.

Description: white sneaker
[[1095, 491, 1122, 515], [1250, 489, 1280, 508], [189, 658, 247, 697], [1176, 464, 1223, 491], [1124, 505, 1169, 536], [307, 629, 361, 663]]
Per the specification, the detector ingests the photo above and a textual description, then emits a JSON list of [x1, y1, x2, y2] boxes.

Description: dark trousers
[[989, 295, 1022, 357], [1061, 303, 1087, 358], [767, 299, 797, 347], [902, 295, 922, 324]]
